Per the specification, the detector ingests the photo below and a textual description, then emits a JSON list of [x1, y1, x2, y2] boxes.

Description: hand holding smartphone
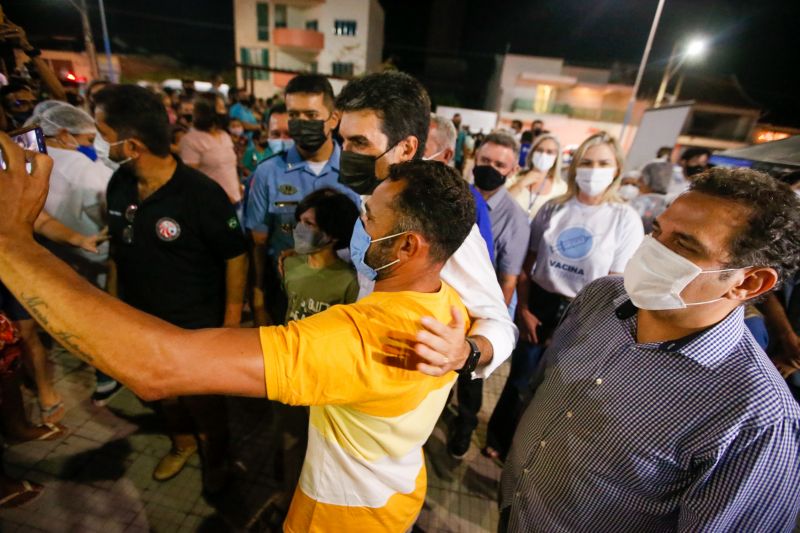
[[0, 125, 47, 172]]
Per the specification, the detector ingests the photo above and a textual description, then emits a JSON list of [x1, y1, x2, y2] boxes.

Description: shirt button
[[515, 491, 520, 498], [523, 468, 529, 474], [539, 440, 546, 448], [595, 378, 603, 385], [566, 411, 573, 418]]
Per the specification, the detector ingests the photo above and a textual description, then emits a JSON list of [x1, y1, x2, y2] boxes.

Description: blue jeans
[[485, 340, 546, 458]]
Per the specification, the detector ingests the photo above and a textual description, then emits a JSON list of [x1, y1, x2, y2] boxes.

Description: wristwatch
[[458, 337, 481, 375]]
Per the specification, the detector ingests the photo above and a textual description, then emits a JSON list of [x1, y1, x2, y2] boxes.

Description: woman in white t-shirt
[[505, 134, 568, 220], [483, 131, 644, 462]]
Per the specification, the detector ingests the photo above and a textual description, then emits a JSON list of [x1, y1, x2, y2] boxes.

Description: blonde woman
[[483, 131, 644, 462], [506, 134, 567, 219]]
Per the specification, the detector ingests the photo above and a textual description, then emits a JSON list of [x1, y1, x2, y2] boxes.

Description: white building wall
[[234, 0, 384, 96], [365, 0, 385, 72], [316, 0, 371, 75]]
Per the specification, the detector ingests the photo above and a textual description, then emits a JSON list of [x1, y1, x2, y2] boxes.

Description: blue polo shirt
[[244, 143, 360, 258]]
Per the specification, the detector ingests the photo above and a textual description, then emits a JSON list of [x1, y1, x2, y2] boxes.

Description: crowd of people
[[1, 18, 800, 531]]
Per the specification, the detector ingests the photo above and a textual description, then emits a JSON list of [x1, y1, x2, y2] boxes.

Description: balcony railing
[[512, 98, 627, 123], [274, 28, 324, 52]]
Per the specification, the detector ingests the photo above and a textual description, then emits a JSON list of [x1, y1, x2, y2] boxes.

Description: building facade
[[233, 0, 384, 96]]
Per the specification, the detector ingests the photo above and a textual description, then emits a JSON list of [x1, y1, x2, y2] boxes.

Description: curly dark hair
[[690, 167, 800, 284], [386, 160, 476, 263], [295, 188, 359, 251], [335, 71, 431, 158]]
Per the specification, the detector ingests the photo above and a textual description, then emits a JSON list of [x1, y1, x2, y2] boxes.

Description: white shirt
[[358, 223, 517, 378], [529, 198, 644, 298], [306, 160, 328, 176], [44, 147, 113, 263]]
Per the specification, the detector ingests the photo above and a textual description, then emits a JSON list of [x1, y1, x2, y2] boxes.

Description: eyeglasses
[[122, 204, 138, 244]]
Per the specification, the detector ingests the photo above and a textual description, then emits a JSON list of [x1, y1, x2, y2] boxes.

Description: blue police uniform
[[244, 143, 360, 261]]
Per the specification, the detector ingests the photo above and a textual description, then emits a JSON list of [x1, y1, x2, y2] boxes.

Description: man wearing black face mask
[[680, 146, 712, 182], [335, 71, 517, 459], [452, 131, 530, 458], [244, 74, 360, 325]]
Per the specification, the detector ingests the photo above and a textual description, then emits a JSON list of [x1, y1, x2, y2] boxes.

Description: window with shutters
[[256, 3, 269, 41], [333, 20, 357, 36]]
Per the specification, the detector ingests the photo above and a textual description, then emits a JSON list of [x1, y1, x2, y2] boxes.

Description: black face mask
[[339, 144, 396, 195], [685, 165, 707, 177], [288, 118, 328, 153], [473, 165, 506, 191], [181, 113, 193, 123], [532, 127, 543, 138]]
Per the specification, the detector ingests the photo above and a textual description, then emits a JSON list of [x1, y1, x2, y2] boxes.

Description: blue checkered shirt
[[501, 276, 800, 532]]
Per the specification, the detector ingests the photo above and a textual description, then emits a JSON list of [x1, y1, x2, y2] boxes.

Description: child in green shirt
[[283, 188, 360, 322]]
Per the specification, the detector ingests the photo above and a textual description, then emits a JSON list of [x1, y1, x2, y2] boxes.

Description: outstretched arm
[[0, 134, 265, 400]]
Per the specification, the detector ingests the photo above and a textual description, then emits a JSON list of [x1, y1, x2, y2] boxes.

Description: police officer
[[245, 74, 360, 325]]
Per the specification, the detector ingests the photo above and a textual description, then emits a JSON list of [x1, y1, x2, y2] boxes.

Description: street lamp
[[63, 0, 115, 81], [654, 37, 708, 107], [618, 0, 666, 145]]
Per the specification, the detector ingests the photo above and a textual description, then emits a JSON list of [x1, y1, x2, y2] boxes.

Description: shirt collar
[[284, 141, 340, 174], [485, 186, 509, 210], [614, 296, 746, 367]]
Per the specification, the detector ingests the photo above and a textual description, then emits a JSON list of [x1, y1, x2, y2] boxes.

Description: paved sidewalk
[[2, 341, 509, 532]]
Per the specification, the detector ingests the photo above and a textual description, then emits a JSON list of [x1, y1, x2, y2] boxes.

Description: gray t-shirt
[[485, 187, 531, 276]]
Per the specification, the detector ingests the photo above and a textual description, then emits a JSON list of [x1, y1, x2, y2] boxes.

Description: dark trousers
[[485, 341, 545, 459], [455, 372, 483, 437], [159, 395, 229, 469]]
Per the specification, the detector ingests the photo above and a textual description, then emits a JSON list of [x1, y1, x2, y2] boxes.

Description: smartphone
[[0, 125, 47, 171]]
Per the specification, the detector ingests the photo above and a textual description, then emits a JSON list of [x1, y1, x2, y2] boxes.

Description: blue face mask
[[77, 144, 99, 161], [349, 218, 408, 281], [267, 138, 294, 154]]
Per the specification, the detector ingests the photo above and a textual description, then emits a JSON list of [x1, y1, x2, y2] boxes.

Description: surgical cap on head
[[39, 104, 97, 137], [32, 99, 70, 119]]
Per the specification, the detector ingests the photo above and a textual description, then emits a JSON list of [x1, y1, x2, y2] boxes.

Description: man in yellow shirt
[[0, 138, 477, 531]]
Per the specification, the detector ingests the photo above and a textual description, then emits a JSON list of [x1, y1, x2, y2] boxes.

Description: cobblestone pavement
[[2, 341, 509, 532]]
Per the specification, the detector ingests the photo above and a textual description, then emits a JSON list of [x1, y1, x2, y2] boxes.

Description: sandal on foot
[[39, 400, 65, 424], [8, 422, 68, 445], [0, 480, 44, 509]]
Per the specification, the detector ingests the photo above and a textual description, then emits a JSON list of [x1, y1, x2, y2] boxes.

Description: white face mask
[[618, 184, 640, 201], [575, 167, 616, 197], [623, 235, 747, 310], [531, 151, 556, 172]]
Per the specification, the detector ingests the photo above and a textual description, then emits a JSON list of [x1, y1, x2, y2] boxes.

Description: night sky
[[4, 0, 799, 126]]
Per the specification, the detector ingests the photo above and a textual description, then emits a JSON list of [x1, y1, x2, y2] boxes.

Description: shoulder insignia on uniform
[[227, 216, 240, 230]]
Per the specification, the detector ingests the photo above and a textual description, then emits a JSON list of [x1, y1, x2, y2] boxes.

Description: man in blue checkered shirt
[[501, 167, 800, 532]]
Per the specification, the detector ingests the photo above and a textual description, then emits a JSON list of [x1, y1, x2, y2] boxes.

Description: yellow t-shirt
[[259, 282, 469, 532]]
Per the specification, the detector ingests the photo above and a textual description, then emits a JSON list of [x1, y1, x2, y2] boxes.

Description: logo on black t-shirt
[[155, 218, 181, 242]]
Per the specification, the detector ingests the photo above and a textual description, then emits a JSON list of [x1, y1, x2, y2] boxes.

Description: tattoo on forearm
[[21, 294, 96, 363]]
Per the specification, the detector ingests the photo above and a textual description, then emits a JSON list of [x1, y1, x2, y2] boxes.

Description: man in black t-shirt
[[95, 85, 247, 491]]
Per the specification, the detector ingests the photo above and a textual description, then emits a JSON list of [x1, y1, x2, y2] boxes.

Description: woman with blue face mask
[[483, 131, 645, 463]]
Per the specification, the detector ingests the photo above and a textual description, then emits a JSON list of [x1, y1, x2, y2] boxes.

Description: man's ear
[[327, 109, 341, 129], [729, 267, 778, 302], [443, 148, 455, 165], [396, 135, 419, 163], [397, 232, 425, 261]]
